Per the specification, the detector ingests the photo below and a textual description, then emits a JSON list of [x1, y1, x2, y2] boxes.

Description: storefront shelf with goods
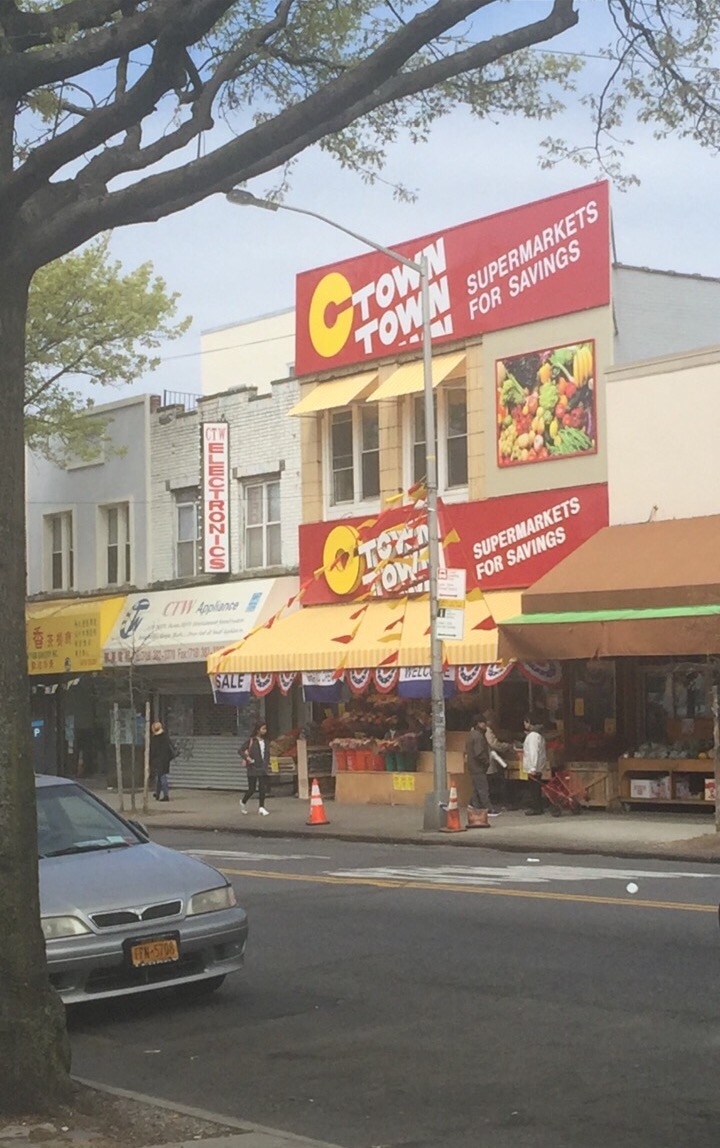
[[618, 757, 716, 809]]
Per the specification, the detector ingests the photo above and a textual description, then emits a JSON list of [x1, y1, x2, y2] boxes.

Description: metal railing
[[162, 389, 201, 411]]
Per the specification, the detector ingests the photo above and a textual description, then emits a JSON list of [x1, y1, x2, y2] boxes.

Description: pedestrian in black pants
[[521, 714, 548, 816], [240, 722, 271, 816], [149, 721, 175, 801]]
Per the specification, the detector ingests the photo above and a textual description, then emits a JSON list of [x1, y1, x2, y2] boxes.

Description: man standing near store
[[465, 714, 493, 824], [522, 713, 548, 816], [483, 710, 514, 811]]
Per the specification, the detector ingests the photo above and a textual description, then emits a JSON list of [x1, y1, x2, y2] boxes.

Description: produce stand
[[334, 731, 468, 807], [617, 756, 716, 810]]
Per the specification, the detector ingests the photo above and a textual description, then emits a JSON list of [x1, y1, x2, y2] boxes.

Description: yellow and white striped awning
[[207, 591, 522, 674]]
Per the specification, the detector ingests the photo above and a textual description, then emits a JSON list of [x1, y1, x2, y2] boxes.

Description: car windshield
[[37, 783, 143, 859]]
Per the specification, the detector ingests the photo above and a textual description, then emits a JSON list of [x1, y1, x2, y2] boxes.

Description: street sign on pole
[[436, 567, 466, 641]]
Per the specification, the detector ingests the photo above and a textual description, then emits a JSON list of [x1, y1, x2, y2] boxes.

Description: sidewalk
[[0, 1079, 345, 1148], [96, 783, 720, 863]]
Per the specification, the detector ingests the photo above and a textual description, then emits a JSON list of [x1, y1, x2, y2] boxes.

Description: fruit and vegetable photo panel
[[496, 339, 597, 467]]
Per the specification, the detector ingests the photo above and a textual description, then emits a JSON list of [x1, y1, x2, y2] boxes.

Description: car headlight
[[42, 916, 92, 940], [187, 885, 237, 916]]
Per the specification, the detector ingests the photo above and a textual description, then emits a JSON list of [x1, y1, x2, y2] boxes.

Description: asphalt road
[[69, 830, 720, 1148]]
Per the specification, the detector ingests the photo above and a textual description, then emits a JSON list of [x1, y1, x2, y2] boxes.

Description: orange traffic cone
[[440, 780, 466, 833], [306, 778, 330, 826]]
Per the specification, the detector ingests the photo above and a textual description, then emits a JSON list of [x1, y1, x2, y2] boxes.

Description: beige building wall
[[201, 309, 295, 396], [295, 303, 612, 526], [606, 345, 720, 525]]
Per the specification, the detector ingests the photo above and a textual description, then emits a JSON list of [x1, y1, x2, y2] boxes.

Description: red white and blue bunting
[[347, 669, 372, 696], [482, 662, 515, 687], [277, 671, 297, 696], [213, 659, 561, 703], [373, 666, 400, 694], [519, 661, 562, 686], [456, 664, 485, 692], [251, 672, 276, 697]]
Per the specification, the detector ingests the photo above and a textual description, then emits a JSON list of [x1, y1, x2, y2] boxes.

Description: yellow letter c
[[308, 272, 353, 359], [323, 524, 362, 597]]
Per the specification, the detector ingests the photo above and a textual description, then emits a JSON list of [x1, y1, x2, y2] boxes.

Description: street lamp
[[227, 188, 447, 830]]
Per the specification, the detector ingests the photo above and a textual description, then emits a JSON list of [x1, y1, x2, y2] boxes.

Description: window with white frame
[[102, 503, 131, 585], [410, 386, 467, 491], [445, 387, 468, 488], [328, 406, 380, 506], [45, 512, 74, 591], [175, 494, 199, 578], [245, 478, 281, 569]]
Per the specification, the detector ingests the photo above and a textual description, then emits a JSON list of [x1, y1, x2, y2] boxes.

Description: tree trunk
[[0, 271, 71, 1112]]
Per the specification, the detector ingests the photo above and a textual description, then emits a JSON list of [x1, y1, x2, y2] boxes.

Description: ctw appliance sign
[[298, 483, 608, 605], [201, 422, 230, 573], [295, 182, 610, 376]]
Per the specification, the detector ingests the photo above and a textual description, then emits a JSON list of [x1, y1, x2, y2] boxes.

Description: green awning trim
[[502, 604, 720, 626]]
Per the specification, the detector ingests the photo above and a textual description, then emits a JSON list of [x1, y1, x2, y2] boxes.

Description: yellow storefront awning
[[207, 590, 522, 675], [26, 596, 126, 675], [289, 371, 378, 416], [368, 352, 466, 402]]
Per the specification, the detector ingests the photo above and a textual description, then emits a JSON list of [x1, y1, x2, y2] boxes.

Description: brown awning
[[520, 515, 720, 615], [498, 608, 720, 661]]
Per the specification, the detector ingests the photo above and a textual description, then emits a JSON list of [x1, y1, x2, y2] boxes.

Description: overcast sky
[[104, 20, 720, 401]]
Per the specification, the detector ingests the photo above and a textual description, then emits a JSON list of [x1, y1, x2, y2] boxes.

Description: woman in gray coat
[[239, 722, 271, 816]]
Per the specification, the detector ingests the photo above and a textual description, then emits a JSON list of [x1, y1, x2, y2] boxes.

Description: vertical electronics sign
[[295, 182, 610, 376], [201, 422, 230, 573]]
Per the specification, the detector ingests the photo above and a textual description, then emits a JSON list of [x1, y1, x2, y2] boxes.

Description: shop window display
[[564, 660, 616, 760], [618, 660, 718, 809], [638, 661, 716, 754]]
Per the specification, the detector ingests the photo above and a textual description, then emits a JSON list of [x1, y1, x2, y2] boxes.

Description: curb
[[152, 821, 720, 865], [72, 1078, 346, 1148]]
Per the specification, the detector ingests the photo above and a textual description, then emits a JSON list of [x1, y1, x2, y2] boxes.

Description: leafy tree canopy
[[24, 236, 190, 461], [2, 1, 719, 283]]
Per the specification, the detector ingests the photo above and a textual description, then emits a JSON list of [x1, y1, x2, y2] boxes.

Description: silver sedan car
[[36, 775, 248, 1005]]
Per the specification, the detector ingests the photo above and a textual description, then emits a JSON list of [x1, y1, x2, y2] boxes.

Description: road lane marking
[[327, 863, 716, 887], [219, 867, 719, 913], [185, 850, 331, 862]]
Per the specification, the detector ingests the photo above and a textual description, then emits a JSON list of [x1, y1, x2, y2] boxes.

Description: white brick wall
[[150, 378, 300, 584]]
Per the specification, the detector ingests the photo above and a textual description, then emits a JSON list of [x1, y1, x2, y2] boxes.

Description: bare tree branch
[[0, 0, 234, 96], [22, 0, 578, 265]]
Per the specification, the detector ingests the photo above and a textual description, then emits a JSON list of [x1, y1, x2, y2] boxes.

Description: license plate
[[130, 939, 179, 967]]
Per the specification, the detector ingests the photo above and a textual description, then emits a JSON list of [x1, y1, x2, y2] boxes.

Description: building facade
[[210, 182, 720, 809], [26, 378, 303, 786], [26, 394, 155, 598]]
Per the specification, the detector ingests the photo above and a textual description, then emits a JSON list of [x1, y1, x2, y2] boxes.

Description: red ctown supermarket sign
[[295, 182, 610, 376], [299, 483, 609, 605]]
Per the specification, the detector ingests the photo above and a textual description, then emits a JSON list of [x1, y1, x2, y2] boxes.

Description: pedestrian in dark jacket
[[465, 714, 492, 813], [484, 710, 514, 812], [240, 722, 271, 816], [149, 721, 175, 801]]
